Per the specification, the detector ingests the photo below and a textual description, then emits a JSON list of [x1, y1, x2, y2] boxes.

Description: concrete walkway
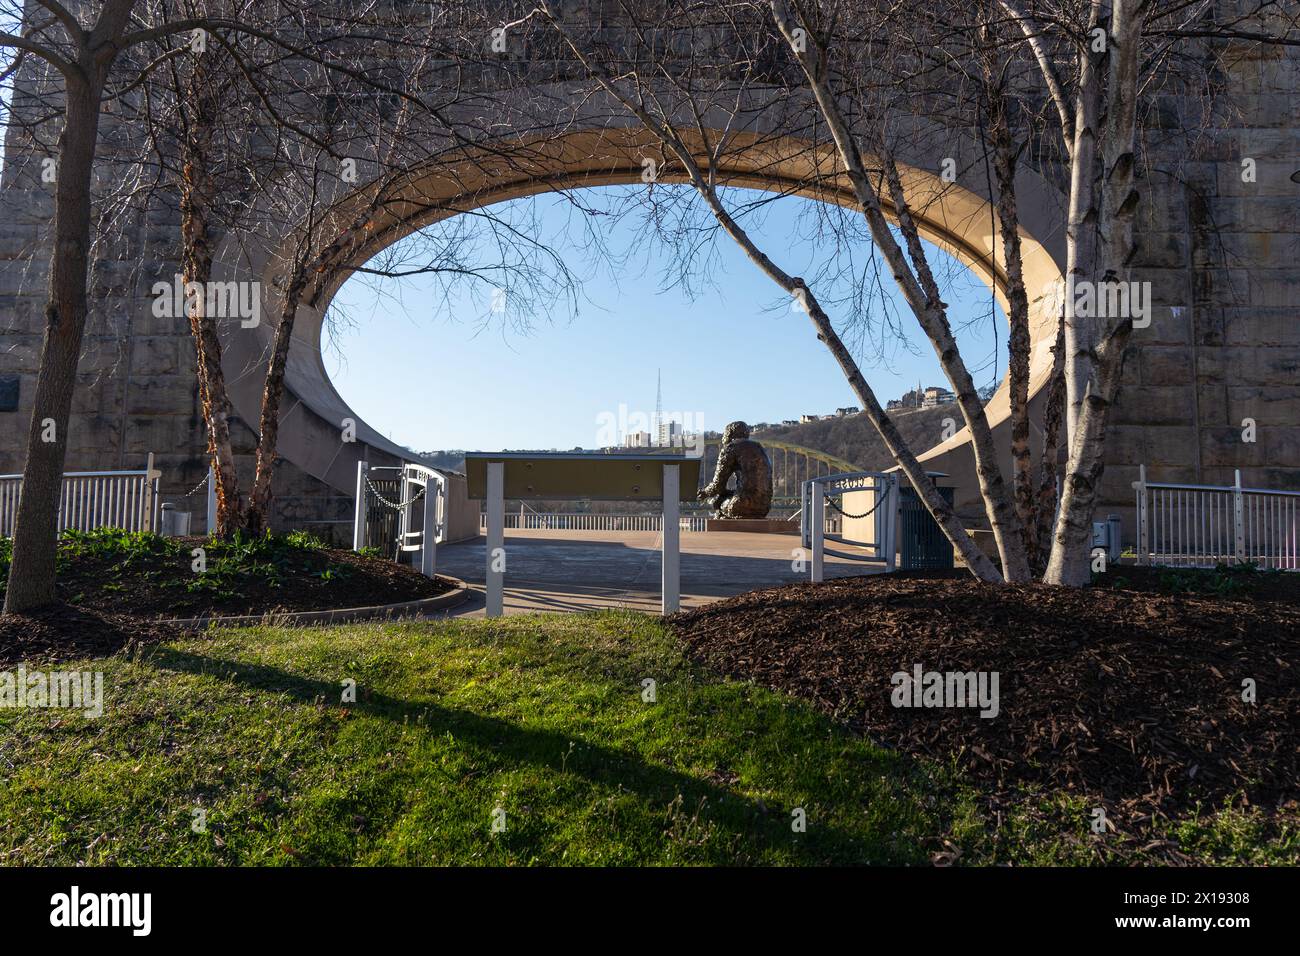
[[428, 529, 883, 617]]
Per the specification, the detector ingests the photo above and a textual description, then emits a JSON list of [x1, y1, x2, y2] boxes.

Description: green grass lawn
[[0, 612, 1292, 865]]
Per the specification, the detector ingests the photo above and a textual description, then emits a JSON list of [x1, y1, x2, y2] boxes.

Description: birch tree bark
[[979, 47, 1038, 569], [768, 0, 1032, 580], [177, 51, 244, 537], [1043, 0, 1145, 585]]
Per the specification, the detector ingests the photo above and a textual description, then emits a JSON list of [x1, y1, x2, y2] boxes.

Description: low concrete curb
[[161, 576, 471, 630]]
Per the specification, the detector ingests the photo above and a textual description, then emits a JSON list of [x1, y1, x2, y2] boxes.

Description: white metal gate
[[800, 471, 899, 581], [352, 460, 447, 578]]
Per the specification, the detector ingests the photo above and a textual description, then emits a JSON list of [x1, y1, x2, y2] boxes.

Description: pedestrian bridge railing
[[0, 454, 161, 537], [1134, 465, 1298, 570]]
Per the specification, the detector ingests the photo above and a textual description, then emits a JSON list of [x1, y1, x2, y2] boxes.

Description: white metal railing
[[352, 460, 448, 578], [0, 454, 161, 537], [1134, 465, 1299, 570], [800, 471, 893, 550], [801, 471, 899, 581], [476, 512, 708, 533]]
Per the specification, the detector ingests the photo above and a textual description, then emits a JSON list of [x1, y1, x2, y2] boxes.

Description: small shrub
[[1156, 563, 1265, 597], [284, 529, 328, 551], [59, 527, 180, 564]]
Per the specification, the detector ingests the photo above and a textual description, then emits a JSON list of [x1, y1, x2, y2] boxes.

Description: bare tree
[[161, 19, 248, 537], [1, 0, 590, 601], [536, 0, 1010, 579], [0, 0, 232, 611]]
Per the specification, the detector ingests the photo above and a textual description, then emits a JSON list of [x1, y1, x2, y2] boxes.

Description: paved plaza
[[431, 529, 883, 617]]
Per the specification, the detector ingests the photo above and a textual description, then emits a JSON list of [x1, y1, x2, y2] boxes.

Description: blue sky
[[325, 185, 1004, 453]]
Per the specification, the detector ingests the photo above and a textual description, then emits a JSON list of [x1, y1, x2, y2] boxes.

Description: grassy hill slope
[[758, 405, 957, 470]]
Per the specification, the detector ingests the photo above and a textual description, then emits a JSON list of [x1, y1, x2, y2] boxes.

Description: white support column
[[420, 478, 438, 578], [353, 460, 369, 552], [486, 461, 504, 617], [811, 480, 825, 582], [205, 465, 217, 535], [662, 464, 680, 614]]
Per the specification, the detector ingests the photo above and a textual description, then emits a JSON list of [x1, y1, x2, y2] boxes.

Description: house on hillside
[[834, 406, 859, 417], [922, 386, 955, 407]]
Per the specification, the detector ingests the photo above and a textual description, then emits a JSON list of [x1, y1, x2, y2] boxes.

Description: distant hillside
[[417, 406, 957, 480], [756, 406, 957, 471]]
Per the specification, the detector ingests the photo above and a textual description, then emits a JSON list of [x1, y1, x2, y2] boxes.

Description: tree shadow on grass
[[143, 646, 917, 865]]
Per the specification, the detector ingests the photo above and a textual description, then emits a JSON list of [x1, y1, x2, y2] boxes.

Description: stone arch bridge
[[0, 8, 1296, 547]]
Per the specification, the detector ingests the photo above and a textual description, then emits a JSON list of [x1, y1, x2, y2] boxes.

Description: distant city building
[[922, 386, 955, 407], [890, 383, 954, 410], [896, 386, 924, 409], [657, 420, 682, 447], [623, 430, 652, 448]]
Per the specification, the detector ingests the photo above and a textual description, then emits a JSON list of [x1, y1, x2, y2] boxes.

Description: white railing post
[[144, 453, 161, 532], [397, 466, 411, 559], [420, 476, 438, 578], [486, 461, 505, 617], [800, 480, 811, 549], [1133, 464, 1149, 566], [662, 464, 680, 614], [206, 465, 217, 535], [811, 480, 825, 583], [353, 460, 369, 552], [884, 475, 899, 574], [1233, 468, 1246, 564]]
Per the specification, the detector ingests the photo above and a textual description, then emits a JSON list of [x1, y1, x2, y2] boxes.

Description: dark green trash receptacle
[[898, 485, 955, 570]]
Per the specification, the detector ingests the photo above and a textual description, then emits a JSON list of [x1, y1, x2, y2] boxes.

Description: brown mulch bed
[[0, 538, 453, 667], [56, 537, 451, 621], [0, 604, 182, 668], [669, 570, 1299, 823]]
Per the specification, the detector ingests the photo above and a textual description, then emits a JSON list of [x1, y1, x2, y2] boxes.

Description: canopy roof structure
[[464, 452, 702, 502]]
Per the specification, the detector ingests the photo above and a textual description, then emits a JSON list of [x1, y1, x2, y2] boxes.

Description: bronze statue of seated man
[[699, 421, 773, 519]]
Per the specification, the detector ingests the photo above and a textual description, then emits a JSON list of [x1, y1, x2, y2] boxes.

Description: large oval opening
[[324, 182, 1007, 502]]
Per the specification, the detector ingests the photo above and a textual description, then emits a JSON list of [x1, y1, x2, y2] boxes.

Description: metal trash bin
[[159, 502, 191, 537], [898, 485, 954, 571]]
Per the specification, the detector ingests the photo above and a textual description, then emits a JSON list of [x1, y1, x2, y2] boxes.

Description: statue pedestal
[[704, 518, 797, 535]]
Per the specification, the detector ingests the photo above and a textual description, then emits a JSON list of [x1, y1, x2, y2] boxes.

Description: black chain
[[825, 490, 885, 520]]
